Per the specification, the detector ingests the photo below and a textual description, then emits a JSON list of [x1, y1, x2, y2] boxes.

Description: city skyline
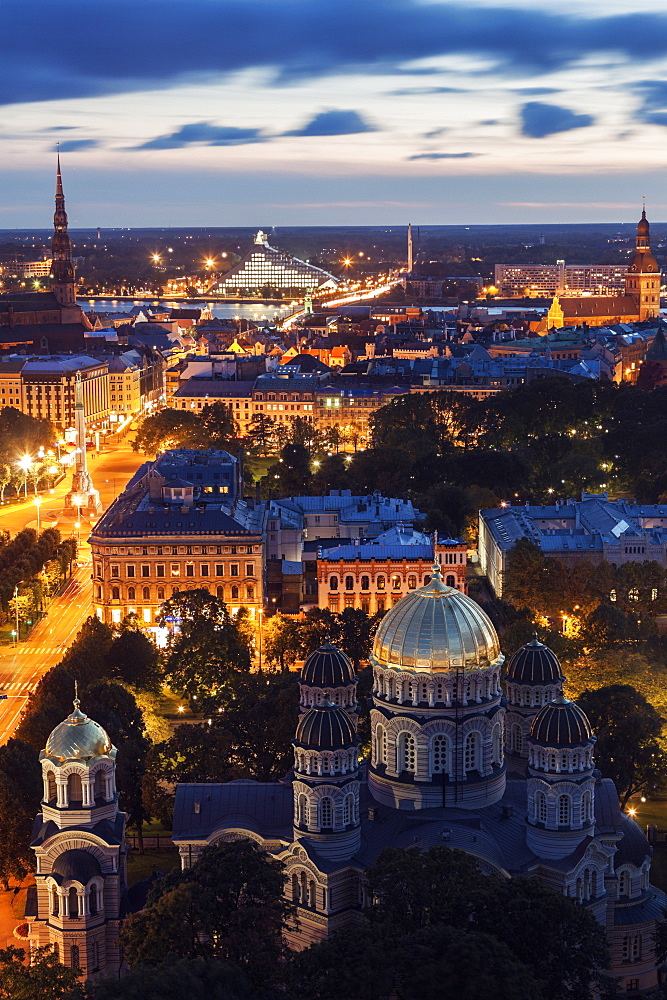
[[3, 0, 667, 226]]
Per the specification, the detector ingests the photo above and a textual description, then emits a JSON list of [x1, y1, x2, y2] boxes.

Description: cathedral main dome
[[371, 565, 502, 674]]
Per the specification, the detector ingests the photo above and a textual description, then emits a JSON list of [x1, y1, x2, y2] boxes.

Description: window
[[47, 771, 56, 803], [170, 563, 180, 577], [345, 575, 354, 591], [408, 575, 417, 590], [361, 575, 370, 591], [581, 790, 592, 824], [446, 574, 456, 588], [111, 586, 120, 601], [142, 586, 150, 601], [464, 732, 480, 773], [535, 790, 548, 824], [376, 575, 386, 591], [231, 585, 239, 600], [343, 793, 355, 825], [510, 723, 522, 754], [231, 563, 239, 576], [185, 563, 194, 577], [126, 564, 135, 578], [70, 944, 80, 969], [398, 732, 416, 773], [375, 725, 387, 765], [319, 797, 333, 827], [111, 565, 119, 578], [157, 586, 165, 600], [141, 564, 150, 577], [200, 563, 209, 576], [68, 887, 79, 919], [246, 585, 254, 599], [216, 586, 224, 599], [51, 887, 59, 915], [127, 586, 135, 601], [329, 575, 339, 591], [92, 941, 99, 972], [89, 884, 98, 915], [619, 870, 630, 896], [558, 794, 571, 826], [492, 724, 502, 764], [626, 979, 639, 991], [156, 564, 165, 578], [297, 793, 307, 825], [391, 574, 401, 591], [246, 563, 255, 577], [377, 597, 385, 612], [215, 564, 224, 576], [431, 734, 448, 774]]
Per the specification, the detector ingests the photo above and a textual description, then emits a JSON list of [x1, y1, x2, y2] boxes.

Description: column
[[56, 778, 68, 808]]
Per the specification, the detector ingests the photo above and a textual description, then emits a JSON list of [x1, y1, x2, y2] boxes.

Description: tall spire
[[50, 147, 76, 307]]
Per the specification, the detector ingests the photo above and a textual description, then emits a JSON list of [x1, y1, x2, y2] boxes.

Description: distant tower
[[304, 289, 314, 316], [26, 690, 127, 979], [96, 227, 101, 241], [625, 206, 661, 321], [50, 152, 77, 309], [407, 223, 414, 274], [64, 371, 101, 516], [504, 635, 565, 769]]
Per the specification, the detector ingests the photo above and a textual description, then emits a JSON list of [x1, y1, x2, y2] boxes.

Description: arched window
[[345, 575, 354, 591], [89, 884, 98, 916], [246, 585, 254, 599], [492, 724, 502, 765], [111, 586, 120, 601], [231, 585, 239, 599], [535, 790, 548, 824], [431, 734, 448, 774], [398, 732, 416, 773], [391, 574, 401, 591], [330, 575, 339, 591], [510, 723, 522, 754], [619, 870, 630, 896], [549, 753, 558, 770], [92, 941, 100, 972], [446, 574, 456, 588], [581, 790, 591, 824], [361, 575, 370, 591], [67, 772, 82, 804], [375, 725, 387, 766], [558, 794, 571, 826], [319, 797, 333, 828], [157, 586, 165, 601], [291, 873, 299, 902], [376, 575, 385, 591], [408, 575, 417, 590], [216, 585, 224, 598], [343, 793, 355, 825], [51, 887, 59, 916], [127, 586, 135, 601], [297, 793, 308, 825], [68, 886, 78, 919], [464, 732, 481, 773], [47, 771, 56, 804], [94, 769, 106, 801], [70, 944, 80, 970], [142, 586, 150, 601]]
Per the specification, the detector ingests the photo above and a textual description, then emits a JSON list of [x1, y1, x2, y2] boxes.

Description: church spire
[[50, 148, 76, 307]]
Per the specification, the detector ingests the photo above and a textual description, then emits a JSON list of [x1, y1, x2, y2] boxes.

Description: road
[[0, 439, 147, 745]]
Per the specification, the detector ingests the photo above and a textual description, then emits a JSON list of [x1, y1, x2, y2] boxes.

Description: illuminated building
[[172, 580, 666, 990], [215, 231, 339, 296]]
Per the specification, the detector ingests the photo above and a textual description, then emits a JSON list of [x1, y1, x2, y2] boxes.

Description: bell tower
[[625, 207, 661, 321], [50, 151, 77, 310]]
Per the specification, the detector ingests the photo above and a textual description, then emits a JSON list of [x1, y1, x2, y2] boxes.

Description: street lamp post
[[34, 496, 41, 533], [17, 455, 32, 499], [13, 584, 19, 643]]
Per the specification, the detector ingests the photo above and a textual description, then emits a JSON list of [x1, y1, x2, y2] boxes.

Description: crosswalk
[[0, 681, 33, 694], [0, 646, 62, 657]]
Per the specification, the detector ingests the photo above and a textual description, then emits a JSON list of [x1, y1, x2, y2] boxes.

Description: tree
[[577, 684, 667, 808], [133, 409, 199, 454], [266, 442, 312, 494], [0, 944, 85, 1000], [159, 590, 250, 709], [585, 603, 631, 649], [263, 613, 304, 669], [122, 840, 292, 983], [337, 607, 382, 670], [88, 958, 251, 1000], [0, 739, 41, 889], [0, 463, 10, 501], [107, 628, 161, 691]]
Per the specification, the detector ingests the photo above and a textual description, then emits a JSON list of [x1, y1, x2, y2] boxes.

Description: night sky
[[3, 0, 667, 227]]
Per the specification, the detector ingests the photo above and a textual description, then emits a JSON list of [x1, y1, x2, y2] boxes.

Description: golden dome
[[44, 695, 113, 762], [371, 565, 502, 674]]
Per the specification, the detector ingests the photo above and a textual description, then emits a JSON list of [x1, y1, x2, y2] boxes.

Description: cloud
[[408, 151, 481, 160], [136, 122, 266, 149], [283, 110, 376, 136], [2, 2, 667, 106], [53, 138, 99, 152], [519, 102, 595, 138], [513, 87, 560, 96], [635, 80, 667, 126], [389, 86, 468, 96], [423, 127, 448, 139]]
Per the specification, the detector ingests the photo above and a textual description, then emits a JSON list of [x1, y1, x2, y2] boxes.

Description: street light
[[34, 496, 41, 533], [17, 455, 32, 498], [13, 584, 19, 643]]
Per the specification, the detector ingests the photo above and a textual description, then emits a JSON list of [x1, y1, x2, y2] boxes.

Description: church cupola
[[50, 152, 77, 308], [504, 635, 565, 762], [299, 642, 357, 716], [526, 695, 596, 860], [292, 701, 360, 859], [27, 690, 127, 980]]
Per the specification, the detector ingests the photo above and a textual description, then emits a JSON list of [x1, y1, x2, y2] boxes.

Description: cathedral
[[546, 208, 662, 330], [172, 566, 667, 993]]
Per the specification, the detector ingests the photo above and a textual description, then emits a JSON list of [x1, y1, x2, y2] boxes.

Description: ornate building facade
[[25, 693, 127, 979], [172, 570, 666, 991]]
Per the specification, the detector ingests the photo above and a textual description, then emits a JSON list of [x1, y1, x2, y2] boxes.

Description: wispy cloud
[[135, 122, 266, 150], [408, 151, 481, 160], [283, 110, 376, 136], [53, 138, 99, 152]]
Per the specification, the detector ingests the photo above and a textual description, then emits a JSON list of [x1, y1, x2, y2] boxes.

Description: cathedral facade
[[173, 566, 667, 993]]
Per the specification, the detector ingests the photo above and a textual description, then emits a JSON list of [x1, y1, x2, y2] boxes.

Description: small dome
[[52, 849, 101, 882], [294, 702, 357, 750], [301, 643, 355, 688], [371, 564, 501, 674], [506, 635, 564, 686], [45, 696, 112, 762], [530, 695, 594, 748], [638, 209, 650, 235]]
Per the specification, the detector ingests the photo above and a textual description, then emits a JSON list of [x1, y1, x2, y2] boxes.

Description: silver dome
[[371, 565, 502, 674]]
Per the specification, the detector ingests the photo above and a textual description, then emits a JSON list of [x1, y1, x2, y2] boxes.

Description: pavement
[[0, 441, 147, 747]]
